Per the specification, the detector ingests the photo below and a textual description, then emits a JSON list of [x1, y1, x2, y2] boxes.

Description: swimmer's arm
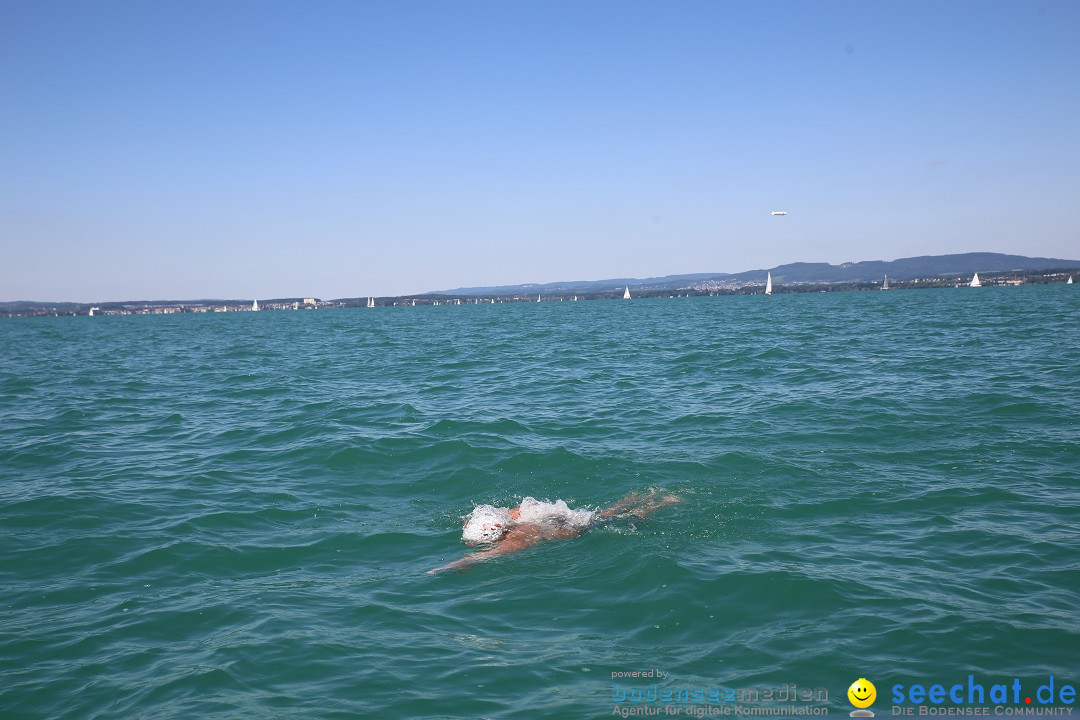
[[426, 552, 492, 574], [599, 493, 645, 517], [599, 493, 682, 518], [426, 528, 549, 574]]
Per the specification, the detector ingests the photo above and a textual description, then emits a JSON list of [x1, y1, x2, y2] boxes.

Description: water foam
[[462, 498, 595, 544], [515, 497, 595, 527]]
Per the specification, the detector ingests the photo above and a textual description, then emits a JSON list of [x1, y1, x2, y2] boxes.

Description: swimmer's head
[[462, 504, 512, 545]]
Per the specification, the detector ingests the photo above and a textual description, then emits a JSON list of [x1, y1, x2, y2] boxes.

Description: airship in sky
[[770, 211, 788, 216]]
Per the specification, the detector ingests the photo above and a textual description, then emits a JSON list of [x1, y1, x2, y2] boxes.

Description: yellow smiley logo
[[848, 678, 877, 709]]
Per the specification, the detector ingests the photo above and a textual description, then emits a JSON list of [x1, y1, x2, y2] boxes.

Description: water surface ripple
[[1, 287, 1077, 718]]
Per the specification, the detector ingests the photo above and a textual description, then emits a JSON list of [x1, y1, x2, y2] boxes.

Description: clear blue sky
[[2, 0, 1078, 301]]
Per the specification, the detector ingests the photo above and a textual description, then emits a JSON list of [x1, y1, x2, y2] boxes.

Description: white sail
[[882, 275, 890, 291], [969, 273, 982, 288], [89, 306, 99, 316], [765, 272, 773, 295], [367, 297, 375, 308], [623, 286, 631, 300], [1068, 276, 1074, 284], [537, 293, 541, 302], [251, 299, 259, 311]]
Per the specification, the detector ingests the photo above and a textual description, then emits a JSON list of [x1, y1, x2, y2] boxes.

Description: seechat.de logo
[[849, 678, 877, 717]]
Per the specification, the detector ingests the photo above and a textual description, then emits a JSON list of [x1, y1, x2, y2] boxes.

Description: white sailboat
[[1068, 276, 1074, 284], [537, 293, 541, 303], [412, 299, 416, 306], [367, 297, 375, 308], [251, 299, 259, 311], [969, 273, 982, 288], [623, 286, 631, 300], [882, 275, 890, 290], [765, 272, 773, 295], [89, 306, 100, 316]]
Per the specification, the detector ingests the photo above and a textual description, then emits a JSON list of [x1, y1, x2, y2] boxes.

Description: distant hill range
[[428, 252, 1080, 296], [5, 252, 1078, 315]]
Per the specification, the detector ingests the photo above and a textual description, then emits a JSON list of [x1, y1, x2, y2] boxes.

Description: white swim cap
[[462, 504, 512, 545]]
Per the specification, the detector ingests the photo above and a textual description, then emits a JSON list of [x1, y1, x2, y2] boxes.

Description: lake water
[[2, 286, 1077, 719]]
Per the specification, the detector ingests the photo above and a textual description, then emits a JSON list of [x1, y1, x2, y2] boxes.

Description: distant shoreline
[[6, 251, 1078, 317], [3, 268, 1075, 318]]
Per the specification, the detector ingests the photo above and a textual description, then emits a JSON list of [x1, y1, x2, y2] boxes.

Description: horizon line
[[7, 251, 1080, 306]]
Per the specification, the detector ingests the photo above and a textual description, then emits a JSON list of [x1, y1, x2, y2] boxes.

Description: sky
[[2, 0, 1078, 302]]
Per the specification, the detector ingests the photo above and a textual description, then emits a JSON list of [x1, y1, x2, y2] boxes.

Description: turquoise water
[[2, 287, 1077, 719]]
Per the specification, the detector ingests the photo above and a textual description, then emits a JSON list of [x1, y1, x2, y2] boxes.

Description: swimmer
[[427, 491, 681, 574]]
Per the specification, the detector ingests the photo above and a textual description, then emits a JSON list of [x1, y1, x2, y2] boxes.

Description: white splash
[[461, 497, 595, 545], [516, 497, 595, 527]]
